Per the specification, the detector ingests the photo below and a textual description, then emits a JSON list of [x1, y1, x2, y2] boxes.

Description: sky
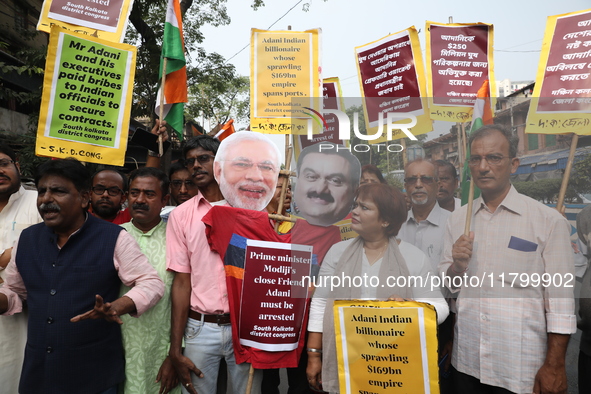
[[197, 0, 590, 159]]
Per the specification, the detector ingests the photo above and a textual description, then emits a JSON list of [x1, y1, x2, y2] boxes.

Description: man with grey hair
[[214, 132, 281, 211], [399, 158, 451, 272], [439, 124, 575, 394], [398, 158, 453, 393]]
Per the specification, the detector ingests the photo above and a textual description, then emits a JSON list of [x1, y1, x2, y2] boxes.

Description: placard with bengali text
[[292, 77, 347, 161], [355, 27, 432, 142], [425, 21, 496, 123], [526, 8, 591, 135]]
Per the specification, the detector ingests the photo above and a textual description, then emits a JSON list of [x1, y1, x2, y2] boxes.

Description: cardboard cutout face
[[293, 144, 360, 227], [214, 133, 280, 211]]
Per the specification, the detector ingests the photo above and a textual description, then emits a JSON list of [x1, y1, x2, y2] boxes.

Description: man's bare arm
[[533, 333, 570, 394]]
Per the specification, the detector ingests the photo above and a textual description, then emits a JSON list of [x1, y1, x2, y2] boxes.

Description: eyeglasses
[[185, 155, 215, 167], [0, 159, 15, 168], [225, 160, 277, 174], [404, 176, 436, 185], [92, 185, 124, 196], [468, 154, 506, 167], [171, 180, 196, 189]]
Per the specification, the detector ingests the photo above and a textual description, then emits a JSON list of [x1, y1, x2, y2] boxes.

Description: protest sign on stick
[[292, 77, 348, 161], [426, 21, 495, 123], [355, 27, 432, 142], [334, 300, 439, 394], [525, 8, 591, 211], [38, 0, 134, 43], [250, 28, 321, 135], [239, 240, 311, 351], [36, 26, 136, 166]]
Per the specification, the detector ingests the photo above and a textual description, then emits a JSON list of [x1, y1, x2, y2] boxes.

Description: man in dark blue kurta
[[0, 159, 164, 394]]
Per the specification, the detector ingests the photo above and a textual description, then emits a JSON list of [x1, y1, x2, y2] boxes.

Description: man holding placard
[[439, 125, 575, 394]]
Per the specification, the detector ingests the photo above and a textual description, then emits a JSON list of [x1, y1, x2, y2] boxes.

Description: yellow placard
[[334, 217, 357, 241], [37, 0, 133, 43], [355, 27, 432, 143], [425, 21, 496, 123], [526, 8, 591, 135], [334, 300, 439, 394], [250, 28, 321, 135], [36, 26, 136, 166]]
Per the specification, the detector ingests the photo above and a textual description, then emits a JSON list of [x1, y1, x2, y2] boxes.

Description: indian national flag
[[460, 80, 493, 205], [213, 119, 236, 141], [155, 0, 187, 140]]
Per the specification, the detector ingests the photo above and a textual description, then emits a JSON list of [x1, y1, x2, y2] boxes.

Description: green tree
[[571, 153, 591, 196], [126, 0, 264, 123]]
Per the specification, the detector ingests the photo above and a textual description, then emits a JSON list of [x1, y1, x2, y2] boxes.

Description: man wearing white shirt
[[0, 143, 41, 394]]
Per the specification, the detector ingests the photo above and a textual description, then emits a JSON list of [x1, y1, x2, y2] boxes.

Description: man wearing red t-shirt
[[90, 169, 131, 225]]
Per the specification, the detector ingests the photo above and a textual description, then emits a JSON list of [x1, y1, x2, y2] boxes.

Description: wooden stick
[[461, 122, 468, 157], [274, 135, 293, 232], [401, 138, 407, 166], [158, 58, 168, 157], [245, 364, 254, 394], [556, 133, 579, 213], [269, 213, 297, 223], [464, 178, 475, 236]]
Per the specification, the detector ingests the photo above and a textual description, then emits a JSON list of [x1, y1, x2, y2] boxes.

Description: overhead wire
[[225, 0, 305, 63]]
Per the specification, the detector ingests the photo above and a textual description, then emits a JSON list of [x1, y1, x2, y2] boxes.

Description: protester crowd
[[0, 123, 586, 394]]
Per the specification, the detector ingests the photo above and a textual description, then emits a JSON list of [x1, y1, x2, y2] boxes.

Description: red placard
[[357, 32, 423, 124], [537, 10, 591, 113], [239, 240, 312, 351], [429, 24, 491, 107], [49, 0, 124, 29]]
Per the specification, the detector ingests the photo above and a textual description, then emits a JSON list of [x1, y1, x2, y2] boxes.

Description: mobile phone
[[130, 127, 171, 154]]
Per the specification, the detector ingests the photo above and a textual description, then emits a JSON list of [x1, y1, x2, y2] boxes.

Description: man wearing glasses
[[90, 169, 131, 224], [0, 143, 42, 394], [398, 158, 453, 394], [214, 132, 281, 212], [169, 162, 198, 206], [167, 135, 242, 394], [399, 159, 451, 273], [439, 125, 575, 394]]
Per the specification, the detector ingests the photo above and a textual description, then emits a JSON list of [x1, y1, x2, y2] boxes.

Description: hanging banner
[[293, 77, 347, 161], [526, 8, 591, 135], [334, 300, 439, 394], [250, 28, 321, 135], [37, 0, 134, 43], [36, 26, 136, 166], [355, 27, 432, 143], [426, 21, 496, 122], [239, 240, 312, 351]]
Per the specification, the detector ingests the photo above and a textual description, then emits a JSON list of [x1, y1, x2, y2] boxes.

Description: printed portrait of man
[[214, 132, 281, 211], [293, 142, 361, 226]]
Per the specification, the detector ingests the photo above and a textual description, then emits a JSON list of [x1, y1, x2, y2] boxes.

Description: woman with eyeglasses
[[305, 183, 449, 393]]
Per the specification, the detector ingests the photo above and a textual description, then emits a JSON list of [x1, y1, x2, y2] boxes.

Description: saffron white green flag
[[461, 80, 493, 205], [155, 0, 187, 139]]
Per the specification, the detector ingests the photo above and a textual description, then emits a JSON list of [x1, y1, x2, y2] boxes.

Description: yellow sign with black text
[[250, 28, 321, 135], [36, 26, 136, 166], [334, 300, 439, 394]]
